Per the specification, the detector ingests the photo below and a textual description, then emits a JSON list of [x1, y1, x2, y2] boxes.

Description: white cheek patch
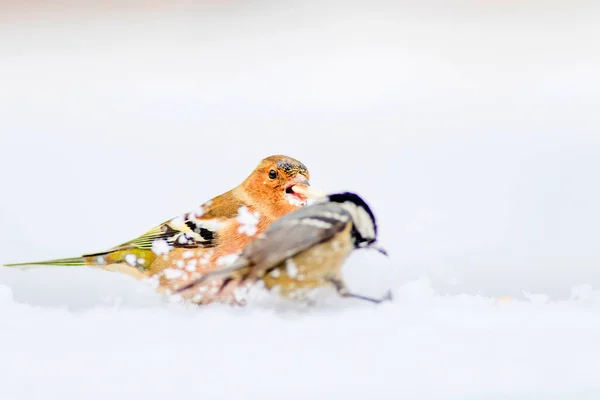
[[356, 206, 376, 239], [340, 202, 376, 241]]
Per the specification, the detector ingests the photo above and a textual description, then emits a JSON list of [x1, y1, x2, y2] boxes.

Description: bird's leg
[[341, 290, 392, 304], [328, 278, 392, 304], [361, 243, 388, 256]]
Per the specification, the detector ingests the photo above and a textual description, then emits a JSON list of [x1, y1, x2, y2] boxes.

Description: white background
[[1, 2, 599, 399]]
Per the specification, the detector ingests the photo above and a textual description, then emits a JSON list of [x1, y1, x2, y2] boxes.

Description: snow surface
[[1, 1, 600, 399], [1, 279, 600, 399]]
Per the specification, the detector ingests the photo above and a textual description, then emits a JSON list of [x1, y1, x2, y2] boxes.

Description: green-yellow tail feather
[[3, 257, 87, 267]]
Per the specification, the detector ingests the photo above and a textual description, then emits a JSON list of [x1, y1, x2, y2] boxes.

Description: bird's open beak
[[285, 176, 326, 205]]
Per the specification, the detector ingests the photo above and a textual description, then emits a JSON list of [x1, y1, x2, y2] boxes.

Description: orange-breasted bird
[[4, 155, 323, 297], [174, 191, 391, 305]]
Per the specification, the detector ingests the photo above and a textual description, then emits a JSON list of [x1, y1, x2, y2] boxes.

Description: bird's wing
[[175, 203, 351, 291], [5, 214, 225, 269], [4, 196, 238, 268], [83, 206, 229, 258]]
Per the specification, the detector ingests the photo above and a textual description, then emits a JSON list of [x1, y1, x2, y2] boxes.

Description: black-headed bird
[[175, 191, 390, 305]]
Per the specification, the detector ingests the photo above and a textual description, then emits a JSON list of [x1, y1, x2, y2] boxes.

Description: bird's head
[[241, 155, 323, 218], [328, 192, 388, 256]]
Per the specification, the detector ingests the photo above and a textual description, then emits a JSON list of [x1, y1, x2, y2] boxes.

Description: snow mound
[[1, 279, 599, 400]]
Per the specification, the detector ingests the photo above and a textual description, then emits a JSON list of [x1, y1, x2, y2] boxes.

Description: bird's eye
[[268, 169, 277, 179]]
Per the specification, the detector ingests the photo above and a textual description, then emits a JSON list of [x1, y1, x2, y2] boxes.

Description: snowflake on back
[[236, 206, 261, 237]]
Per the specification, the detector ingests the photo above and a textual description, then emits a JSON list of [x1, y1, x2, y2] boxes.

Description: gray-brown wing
[[242, 206, 351, 277]]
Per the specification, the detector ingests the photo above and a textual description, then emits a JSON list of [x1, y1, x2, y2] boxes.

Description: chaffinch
[[5, 155, 323, 296]]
